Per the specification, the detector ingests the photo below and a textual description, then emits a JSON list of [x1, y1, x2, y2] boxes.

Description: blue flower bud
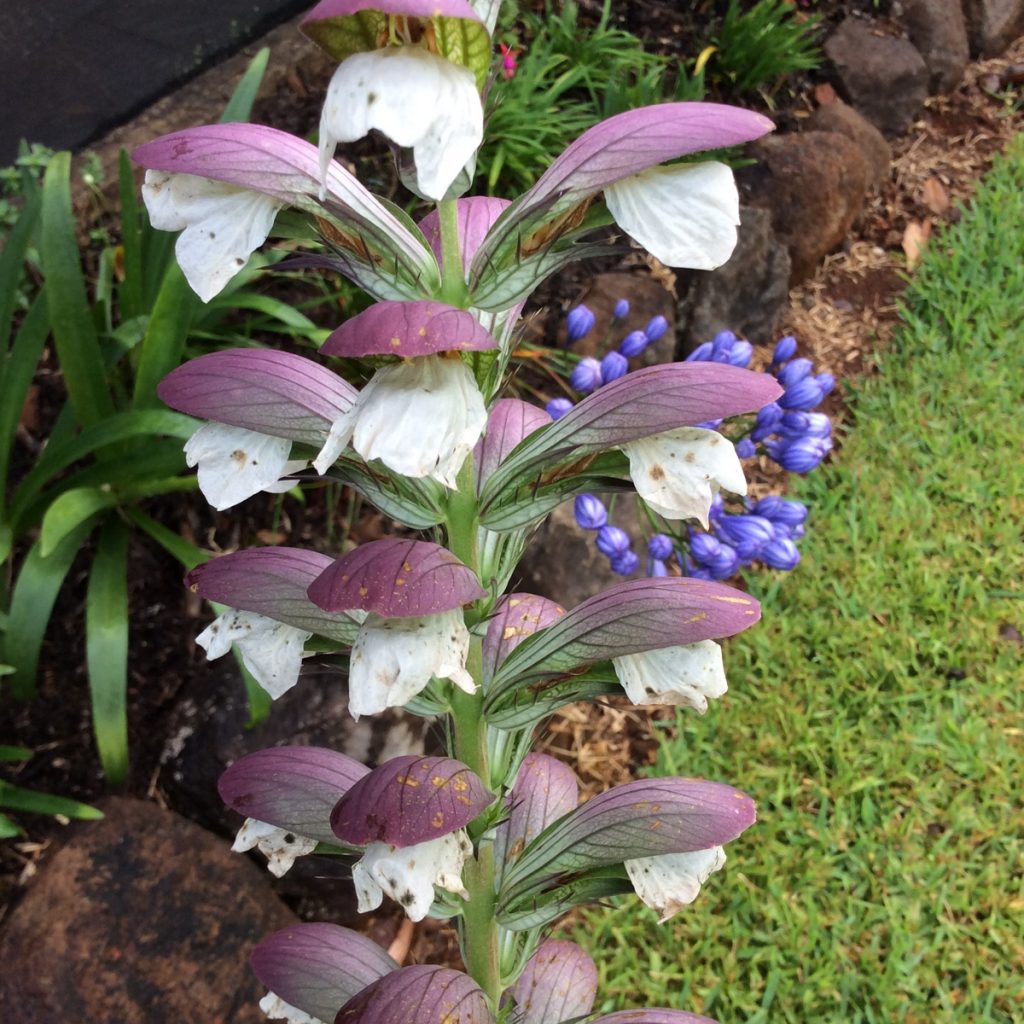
[[685, 341, 713, 362], [716, 514, 775, 560], [613, 298, 630, 319], [728, 339, 754, 367], [569, 357, 603, 394], [647, 533, 674, 561], [816, 372, 836, 395], [735, 437, 757, 459], [761, 536, 801, 571], [778, 377, 825, 411], [648, 557, 669, 577], [546, 397, 574, 420], [768, 437, 831, 473], [804, 412, 832, 438], [644, 315, 669, 341], [600, 350, 629, 384], [618, 330, 649, 358], [708, 493, 724, 521], [772, 335, 798, 364], [565, 304, 596, 342], [776, 358, 814, 388], [687, 565, 715, 581], [752, 496, 807, 528], [756, 402, 783, 430], [610, 549, 640, 575], [712, 330, 737, 355], [696, 418, 723, 431], [708, 545, 740, 579], [689, 531, 721, 564], [574, 493, 608, 530], [596, 525, 632, 557]]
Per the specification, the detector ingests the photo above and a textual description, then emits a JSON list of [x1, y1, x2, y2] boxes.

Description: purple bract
[[334, 965, 493, 1024]]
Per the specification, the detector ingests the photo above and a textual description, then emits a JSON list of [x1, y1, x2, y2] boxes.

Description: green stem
[[445, 454, 502, 1008], [437, 198, 469, 307]]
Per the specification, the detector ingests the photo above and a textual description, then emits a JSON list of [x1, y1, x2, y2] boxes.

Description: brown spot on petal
[[390, 336, 402, 347], [396, 775, 420, 788], [649, 465, 666, 481], [684, 451, 696, 463], [231, 449, 247, 464], [431, 811, 444, 829]]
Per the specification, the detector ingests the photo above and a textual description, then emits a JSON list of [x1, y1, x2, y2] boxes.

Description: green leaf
[[0, 746, 33, 762], [0, 188, 41, 345], [330, 455, 446, 530], [497, 867, 630, 931], [302, 12, 385, 62], [40, 152, 115, 427], [4, 519, 100, 700], [85, 518, 130, 783], [235, 652, 272, 728], [486, 669, 620, 730], [133, 262, 199, 408], [203, 291, 323, 336], [0, 780, 104, 820], [117, 150, 145, 321], [125, 508, 211, 570], [432, 15, 492, 87], [219, 47, 271, 123], [0, 812, 20, 837], [40, 487, 119, 557]]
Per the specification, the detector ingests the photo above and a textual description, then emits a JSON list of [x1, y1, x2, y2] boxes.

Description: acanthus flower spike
[[308, 539, 485, 717], [316, 301, 497, 486]]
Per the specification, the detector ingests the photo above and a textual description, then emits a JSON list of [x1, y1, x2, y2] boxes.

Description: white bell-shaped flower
[[347, 609, 474, 719], [314, 355, 487, 488], [196, 609, 312, 698], [621, 426, 747, 527], [184, 423, 305, 511], [613, 639, 727, 713], [319, 47, 483, 201], [259, 992, 323, 1024], [605, 161, 740, 270], [353, 830, 472, 922], [625, 846, 727, 922], [232, 818, 319, 878], [142, 170, 282, 301]]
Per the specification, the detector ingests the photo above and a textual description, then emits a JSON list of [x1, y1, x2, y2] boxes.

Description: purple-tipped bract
[[481, 593, 565, 683], [419, 197, 511, 276], [250, 924, 397, 1023], [334, 965, 493, 1024], [218, 746, 370, 844], [307, 538, 486, 618], [474, 401, 552, 494], [322, 300, 498, 359], [509, 939, 598, 1024], [330, 755, 492, 847]]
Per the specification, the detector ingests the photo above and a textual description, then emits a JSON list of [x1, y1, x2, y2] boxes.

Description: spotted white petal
[[196, 609, 312, 699], [318, 356, 486, 487], [605, 161, 740, 270], [613, 639, 727, 713], [184, 423, 298, 511], [622, 426, 747, 527], [319, 47, 483, 201], [259, 992, 325, 1024], [625, 846, 726, 922], [142, 170, 282, 301], [232, 818, 319, 878], [352, 831, 472, 922], [348, 609, 474, 719]]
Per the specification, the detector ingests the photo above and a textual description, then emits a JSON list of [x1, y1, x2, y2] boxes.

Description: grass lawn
[[576, 134, 1024, 1023]]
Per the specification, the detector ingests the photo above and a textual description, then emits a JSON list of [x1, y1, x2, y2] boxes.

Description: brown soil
[[3, 0, 1023, 974]]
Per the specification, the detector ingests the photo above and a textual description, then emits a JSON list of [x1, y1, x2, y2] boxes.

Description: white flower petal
[[196, 609, 311, 699], [337, 356, 487, 488], [142, 170, 282, 301], [352, 832, 472, 922], [626, 846, 726, 922], [613, 640, 727, 712], [184, 423, 295, 510], [348, 609, 473, 719], [259, 992, 325, 1024], [605, 161, 740, 270], [622, 427, 747, 526], [232, 818, 318, 878], [319, 47, 483, 201]]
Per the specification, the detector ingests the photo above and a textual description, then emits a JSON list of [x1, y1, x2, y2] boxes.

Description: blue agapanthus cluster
[[548, 302, 669, 419], [554, 303, 835, 581]]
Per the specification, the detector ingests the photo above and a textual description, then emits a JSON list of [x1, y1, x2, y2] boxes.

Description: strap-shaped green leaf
[[4, 518, 101, 700], [40, 153, 115, 427], [0, 188, 40, 346], [219, 47, 271, 124], [0, 780, 104, 821], [85, 518, 131, 782], [40, 488, 119, 558]]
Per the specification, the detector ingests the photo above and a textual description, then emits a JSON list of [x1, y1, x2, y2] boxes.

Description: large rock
[[678, 205, 791, 352], [962, 0, 1024, 56], [825, 17, 929, 136], [805, 100, 892, 192], [0, 797, 297, 1023], [738, 131, 870, 284], [902, 0, 970, 92]]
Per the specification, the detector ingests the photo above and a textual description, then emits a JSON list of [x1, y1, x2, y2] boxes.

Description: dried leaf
[[902, 220, 932, 271], [921, 177, 950, 216]]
